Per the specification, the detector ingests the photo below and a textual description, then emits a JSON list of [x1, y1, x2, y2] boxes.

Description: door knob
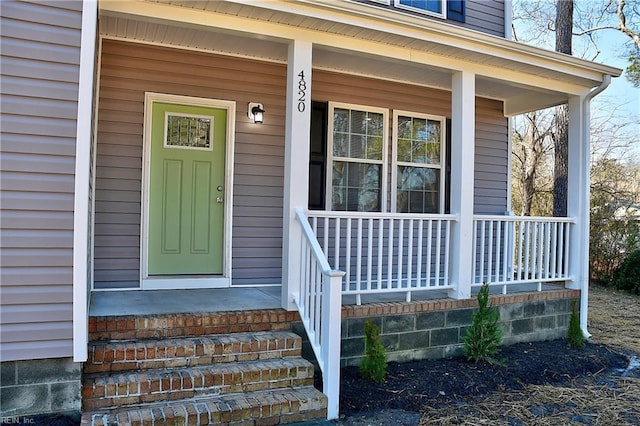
[[216, 197, 224, 203]]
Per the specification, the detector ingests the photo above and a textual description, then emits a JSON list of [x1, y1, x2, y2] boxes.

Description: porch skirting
[[334, 289, 580, 366]]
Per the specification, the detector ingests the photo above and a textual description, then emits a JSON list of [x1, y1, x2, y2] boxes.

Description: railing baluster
[[479, 220, 486, 284], [323, 217, 329, 264], [397, 219, 404, 290], [487, 220, 494, 283], [502, 220, 509, 284], [550, 222, 558, 279], [426, 219, 433, 287], [443, 219, 451, 287], [345, 218, 352, 293], [416, 219, 423, 289], [563, 223, 570, 278], [334, 217, 340, 271], [356, 218, 362, 305], [367, 218, 373, 293], [387, 219, 394, 290], [544, 222, 551, 281], [435, 219, 442, 287], [494, 219, 501, 282], [377, 218, 383, 291], [524, 221, 530, 281], [406, 219, 414, 301]]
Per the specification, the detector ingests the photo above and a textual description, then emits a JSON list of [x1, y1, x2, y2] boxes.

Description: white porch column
[[282, 40, 313, 310], [566, 95, 590, 331], [449, 70, 475, 299]]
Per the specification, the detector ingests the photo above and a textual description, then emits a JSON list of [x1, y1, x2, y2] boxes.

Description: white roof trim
[[228, 0, 621, 79]]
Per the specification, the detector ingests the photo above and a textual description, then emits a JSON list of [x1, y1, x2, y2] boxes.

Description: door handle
[[216, 197, 224, 203]]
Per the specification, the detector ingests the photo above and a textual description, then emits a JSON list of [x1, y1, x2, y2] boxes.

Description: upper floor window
[[360, 0, 465, 23], [395, 0, 443, 17]]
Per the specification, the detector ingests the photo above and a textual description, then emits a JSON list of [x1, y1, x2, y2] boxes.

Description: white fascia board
[[100, 0, 618, 93], [227, 0, 621, 80]]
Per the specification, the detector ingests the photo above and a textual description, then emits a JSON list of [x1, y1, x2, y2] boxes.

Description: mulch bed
[[336, 339, 629, 417]]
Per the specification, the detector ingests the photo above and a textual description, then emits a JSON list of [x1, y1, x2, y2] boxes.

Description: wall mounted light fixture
[[248, 102, 265, 124]]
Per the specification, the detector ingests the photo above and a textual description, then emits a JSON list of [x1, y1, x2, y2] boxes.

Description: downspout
[[504, 0, 513, 40], [580, 74, 611, 338]]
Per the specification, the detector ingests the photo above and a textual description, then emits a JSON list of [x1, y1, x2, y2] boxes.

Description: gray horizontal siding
[[0, 0, 82, 362], [94, 41, 508, 289], [464, 0, 505, 37], [474, 97, 509, 214], [94, 40, 287, 288]]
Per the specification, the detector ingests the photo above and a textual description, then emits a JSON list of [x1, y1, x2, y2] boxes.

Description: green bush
[[463, 283, 504, 365], [611, 249, 640, 295], [359, 319, 387, 382], [567, 300, 585, 349]]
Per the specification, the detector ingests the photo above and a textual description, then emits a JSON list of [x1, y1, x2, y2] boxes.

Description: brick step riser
[[89, 310, 301, 342], [82, 387, 327, 426], [84, 332, 302, 374], [83, 362, 315, 410]]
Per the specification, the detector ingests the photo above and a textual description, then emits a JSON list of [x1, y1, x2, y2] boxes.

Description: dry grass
[[419, 285, 640, 425], [420, 376, 640, 425], [588, 285, 640, 354]]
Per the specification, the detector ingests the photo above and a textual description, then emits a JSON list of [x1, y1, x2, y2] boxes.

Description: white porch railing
[[473, 215, 575, 292], [293, 208, 344, 420], [306, 211, 458, 304]]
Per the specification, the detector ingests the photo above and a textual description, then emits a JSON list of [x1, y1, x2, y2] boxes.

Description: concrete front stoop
[[81, 311, 326, 425]]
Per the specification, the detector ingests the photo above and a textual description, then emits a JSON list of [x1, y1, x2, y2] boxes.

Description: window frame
[[326, 102, 390, 212], [391, 110, 447, 214], [393, 0, 446, 19]]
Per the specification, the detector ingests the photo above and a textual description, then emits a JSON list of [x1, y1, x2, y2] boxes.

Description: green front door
[[148, 102, 226, 275]]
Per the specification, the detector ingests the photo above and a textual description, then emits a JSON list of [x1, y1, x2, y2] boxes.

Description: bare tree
[[512, 111, 555, 216], [574, 0, 640, 86], [553, 0, 574, 217]]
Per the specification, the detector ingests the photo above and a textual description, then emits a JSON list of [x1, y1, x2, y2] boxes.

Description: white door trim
[[141, 92, 235, 289]]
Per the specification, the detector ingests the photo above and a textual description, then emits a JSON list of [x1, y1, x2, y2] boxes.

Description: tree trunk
[[553, 105, 569, 216], [553, 0, 573, 217]]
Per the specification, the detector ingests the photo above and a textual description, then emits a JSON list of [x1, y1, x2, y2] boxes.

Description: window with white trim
[[392, 111, 446, 213], [394, 0, 445, 18], [327, 103, 388, 212]]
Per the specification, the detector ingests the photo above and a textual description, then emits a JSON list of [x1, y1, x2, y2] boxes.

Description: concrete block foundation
[[0, 357, 81, 418], [338, 289, 579, 366]]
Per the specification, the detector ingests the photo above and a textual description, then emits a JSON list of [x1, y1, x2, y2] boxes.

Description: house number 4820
[[297, 70, 307, 113]]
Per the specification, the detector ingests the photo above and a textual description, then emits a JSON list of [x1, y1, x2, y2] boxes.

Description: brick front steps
[[81, 310, 326, 425]]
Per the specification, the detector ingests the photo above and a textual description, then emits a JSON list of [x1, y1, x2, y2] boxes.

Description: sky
[[511, 0, 640, 158]]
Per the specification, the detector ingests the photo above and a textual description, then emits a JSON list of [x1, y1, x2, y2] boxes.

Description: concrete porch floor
[[89, 283, 565, 316]]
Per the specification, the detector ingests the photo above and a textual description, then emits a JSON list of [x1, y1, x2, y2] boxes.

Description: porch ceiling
[[100, 0, 621, 116]]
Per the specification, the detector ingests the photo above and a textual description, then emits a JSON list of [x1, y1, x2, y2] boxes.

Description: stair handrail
[[293, 207, 345, 420]]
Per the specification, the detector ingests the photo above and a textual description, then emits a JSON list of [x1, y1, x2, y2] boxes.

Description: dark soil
[[335, 339, 629, 417]]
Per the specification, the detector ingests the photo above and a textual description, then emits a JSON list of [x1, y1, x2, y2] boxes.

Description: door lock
[[217, 185, 224, 191]]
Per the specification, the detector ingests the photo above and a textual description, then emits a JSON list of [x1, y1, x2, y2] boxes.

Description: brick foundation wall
[[0, 357, 81, 418], [337, 289, 580, 366]]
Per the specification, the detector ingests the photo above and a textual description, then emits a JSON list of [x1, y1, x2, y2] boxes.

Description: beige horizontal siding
[[0, 0, 82, 362], [94, 40, 287, 288]]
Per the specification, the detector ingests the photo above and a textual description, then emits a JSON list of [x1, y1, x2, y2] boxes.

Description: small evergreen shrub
[[611, 249, 640, 295], [359, 319, 387, 382], [463, 283, 504, 364], [567, 300, 585, 349]]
